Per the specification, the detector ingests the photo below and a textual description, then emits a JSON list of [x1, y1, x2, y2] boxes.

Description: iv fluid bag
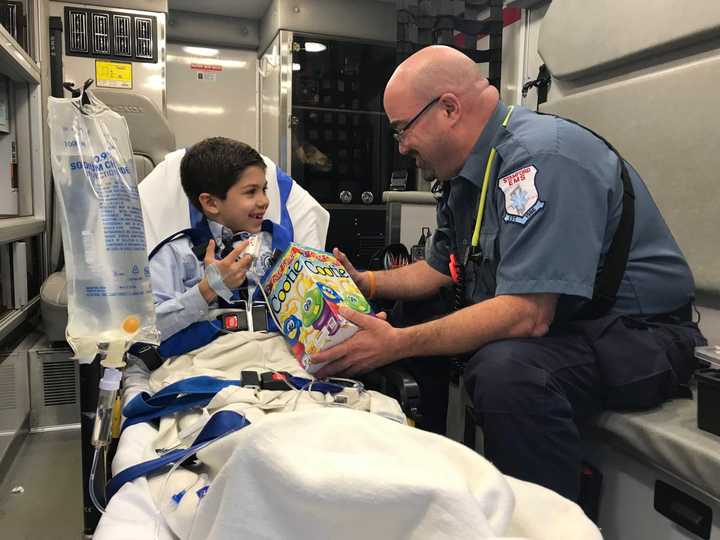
[[48, 91, 159, 361]]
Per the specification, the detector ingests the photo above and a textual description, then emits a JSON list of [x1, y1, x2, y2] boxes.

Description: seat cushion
[[40, 271, 68, 342], [134, 154, 155, 182], [589, 396, 720, 501]]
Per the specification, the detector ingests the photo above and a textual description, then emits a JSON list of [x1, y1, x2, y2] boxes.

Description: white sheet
[[189, 408, 602, 540], [96, 331, 404, 539], [95, 333, 602, 540]]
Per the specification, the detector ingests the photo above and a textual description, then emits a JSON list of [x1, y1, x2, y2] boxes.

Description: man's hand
[[333, 248, 371, 298], [198, 239, 252, 302], [312, 307, 402, 378]]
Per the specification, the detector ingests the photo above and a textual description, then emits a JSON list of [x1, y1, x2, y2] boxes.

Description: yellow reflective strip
[[470, 105, 515, 248], [471, 147, 497, 247], [503, 105, 514, 126]]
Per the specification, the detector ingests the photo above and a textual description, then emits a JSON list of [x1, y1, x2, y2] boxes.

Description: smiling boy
[[149, 137, 289, 357]]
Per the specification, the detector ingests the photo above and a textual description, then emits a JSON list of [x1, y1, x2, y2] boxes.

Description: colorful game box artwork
[[261, 243, 372, 373]]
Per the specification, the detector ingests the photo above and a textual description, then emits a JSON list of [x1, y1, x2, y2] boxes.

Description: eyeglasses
[[392, 96, 440, 143]]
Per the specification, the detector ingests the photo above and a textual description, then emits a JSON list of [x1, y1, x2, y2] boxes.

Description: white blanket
[[95, 332, 602, 540], [189, 408, 602, 540]]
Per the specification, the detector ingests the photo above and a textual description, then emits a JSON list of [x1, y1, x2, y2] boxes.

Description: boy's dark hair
[[180, 137, 266, 211]]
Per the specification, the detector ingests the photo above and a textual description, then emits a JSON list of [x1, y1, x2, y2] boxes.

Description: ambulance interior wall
[[538, 0, 720, 344], [165, 42, 258, 150]]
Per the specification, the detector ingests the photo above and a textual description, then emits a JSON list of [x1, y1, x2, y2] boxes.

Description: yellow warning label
[[95, 60, 133, 89]]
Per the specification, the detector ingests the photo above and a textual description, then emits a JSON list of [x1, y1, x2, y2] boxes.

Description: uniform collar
[[455, 101, 508, 188]]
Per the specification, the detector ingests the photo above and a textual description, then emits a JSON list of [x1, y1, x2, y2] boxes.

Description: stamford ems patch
[[498, 165, 545, 225]]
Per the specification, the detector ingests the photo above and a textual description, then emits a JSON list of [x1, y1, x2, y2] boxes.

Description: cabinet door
[[324, 206, 386, 270], [290, 35, 395, 205], [0, 2, 28, 52], [291, 107, 392, 205]]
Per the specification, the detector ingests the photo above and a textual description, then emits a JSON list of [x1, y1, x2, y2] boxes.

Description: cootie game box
[[261, 244, 372, 373]]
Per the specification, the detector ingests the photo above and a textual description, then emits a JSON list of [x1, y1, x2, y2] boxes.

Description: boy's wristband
[[206, 264, 233, 302]]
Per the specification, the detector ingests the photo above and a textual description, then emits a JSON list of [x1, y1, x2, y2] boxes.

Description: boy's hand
[[333, 248, 371, 298], [199, 239, 253, 302]]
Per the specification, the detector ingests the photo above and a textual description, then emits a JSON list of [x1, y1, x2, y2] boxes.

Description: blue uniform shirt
[[426, 102, 695, 319]]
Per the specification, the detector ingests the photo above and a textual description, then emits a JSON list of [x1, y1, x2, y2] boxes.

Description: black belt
[[644, 301, 693, 324], [217, 304, 269, 332]]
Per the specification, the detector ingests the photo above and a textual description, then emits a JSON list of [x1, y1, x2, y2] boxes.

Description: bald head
[[385, 45, 485, 105], [383, 45, 500, 182]]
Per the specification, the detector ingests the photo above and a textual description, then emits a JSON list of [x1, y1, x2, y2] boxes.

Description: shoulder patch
[[498, 165, 545, 225]]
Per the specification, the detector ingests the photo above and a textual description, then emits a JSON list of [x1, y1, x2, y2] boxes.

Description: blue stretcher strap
[[122, 374, 343, 429], [107, 410, 249, 500], [261, 219, 293, 257], [122, 376, 242, 429], [256, 219, 292, 333], [158, 320, 222, 359], [276, 166, 295, 240]]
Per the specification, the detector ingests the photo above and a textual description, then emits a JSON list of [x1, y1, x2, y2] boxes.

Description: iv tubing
[[89, 446, 106, 514]]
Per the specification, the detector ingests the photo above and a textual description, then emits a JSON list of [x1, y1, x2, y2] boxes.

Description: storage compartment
[[696, 368, 720, 437], [0, 347, 29, 463], [28, 339, 80, 430], [324, 205, 386, 270], [290, 35, 395, 205]]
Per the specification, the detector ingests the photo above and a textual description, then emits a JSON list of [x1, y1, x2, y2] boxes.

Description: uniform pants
[[387, 295, 704, 501], [463, 315, 704, 502]]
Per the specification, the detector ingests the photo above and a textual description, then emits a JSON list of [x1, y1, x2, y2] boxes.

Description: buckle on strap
[[217, 303, 269, 332]]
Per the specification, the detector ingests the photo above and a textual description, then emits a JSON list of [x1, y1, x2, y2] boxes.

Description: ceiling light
[[167, 55, 247, 69], [167, 104, 225, 116], [182, 46, 219, 57], [292, 63, 301, 71], [304, 42, 327, 53]]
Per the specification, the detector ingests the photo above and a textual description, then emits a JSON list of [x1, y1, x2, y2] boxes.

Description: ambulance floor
[[0, 429, 83, 539]]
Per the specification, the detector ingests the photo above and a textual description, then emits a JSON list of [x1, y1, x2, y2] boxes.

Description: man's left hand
[[312, 307, 403, 378]]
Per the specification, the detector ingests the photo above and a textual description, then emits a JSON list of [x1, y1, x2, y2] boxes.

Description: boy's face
[[200, 165, 269, 233]]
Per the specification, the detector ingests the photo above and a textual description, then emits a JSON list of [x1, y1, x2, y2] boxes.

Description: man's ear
[[198, 193, 220, 217], [439, 93, 461, 126]]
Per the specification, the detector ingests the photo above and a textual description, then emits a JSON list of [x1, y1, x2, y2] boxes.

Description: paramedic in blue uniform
[[311, 45, 706, 501]]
